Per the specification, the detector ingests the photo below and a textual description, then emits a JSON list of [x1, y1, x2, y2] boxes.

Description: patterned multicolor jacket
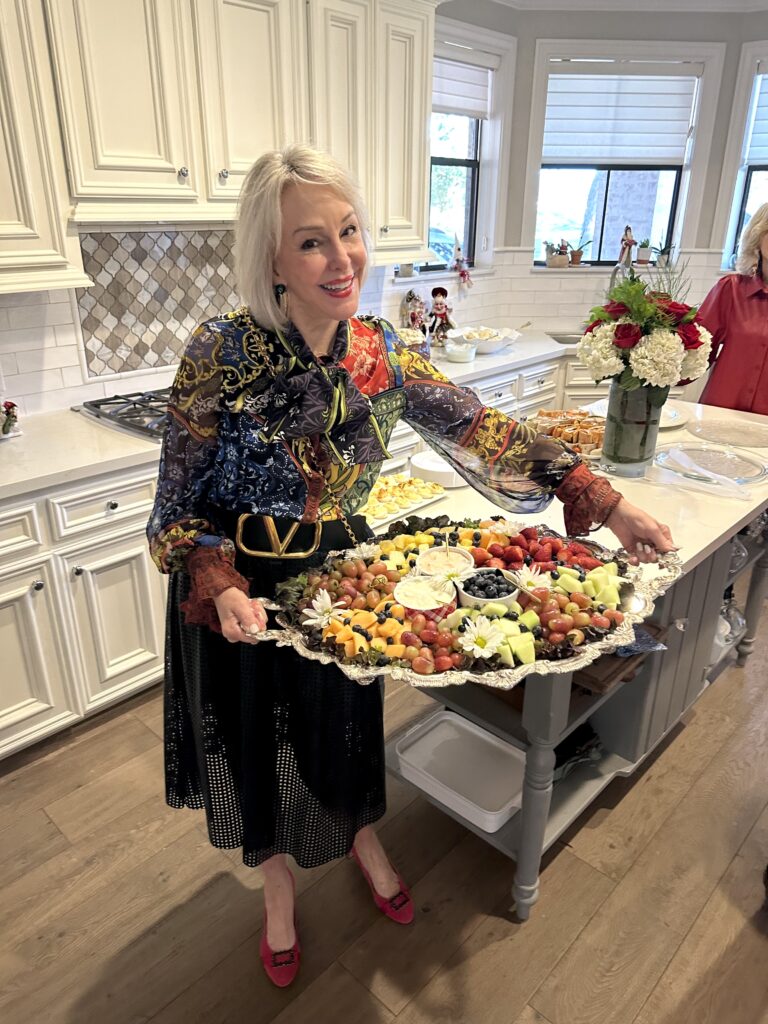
[[147, 309, 617, 573]]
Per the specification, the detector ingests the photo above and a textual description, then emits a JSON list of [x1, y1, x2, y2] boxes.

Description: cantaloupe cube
[[335, 625, 354, 643], [370, 637, 388, 653], [350, 610, 377, 630], [378, 618, 400, 638], [387, 644, 406, 658]]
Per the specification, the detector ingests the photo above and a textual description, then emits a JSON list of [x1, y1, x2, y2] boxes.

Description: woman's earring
[[274, 283, 286, 302]]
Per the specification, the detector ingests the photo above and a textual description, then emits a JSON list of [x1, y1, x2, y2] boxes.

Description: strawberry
[[506, 560, 524, 571], [471, 546, 491, 565], [521, 527, 539, 541], [566, 541, 591, 556], [488, 543, 506, 558], [508, 533, 529, 550], [542, 536, 565, 553], [527, 540, 540, 556], [503, 545, 525, 563], [486, 557, 506, 569], [536, 560, 557, 572], [573, 555, 603, 570], [533, 544, 553, 562]]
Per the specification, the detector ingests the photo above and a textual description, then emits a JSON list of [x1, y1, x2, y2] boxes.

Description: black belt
[[212, 507, 371, 559]]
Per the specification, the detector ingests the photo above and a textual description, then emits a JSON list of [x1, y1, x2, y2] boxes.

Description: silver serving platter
[[254, 523, 682, 691]]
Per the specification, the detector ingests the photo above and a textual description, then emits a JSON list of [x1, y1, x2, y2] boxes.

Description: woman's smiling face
[[273, 182, 367, 331]]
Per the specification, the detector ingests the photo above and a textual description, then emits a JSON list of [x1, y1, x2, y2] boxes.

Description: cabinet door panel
[[62, 534, 166, 712], [308, 0, 371, 201], [193, 0, 307, 200], [0, 0, 90, 291], [45, 0, 196, 199], [372, 1, 431, 253], [0, 560, 77, 757]]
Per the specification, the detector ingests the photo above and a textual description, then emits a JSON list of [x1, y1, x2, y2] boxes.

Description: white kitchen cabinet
[[0, 555, 79, 759], [0, 0, 91, 293], [191, 0, 308, 203], [58, 530, 166, 714], [44, 0, 201, 221], [0, 465, 165, 759]]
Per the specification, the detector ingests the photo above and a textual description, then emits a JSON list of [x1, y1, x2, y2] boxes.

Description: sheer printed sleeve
[[147, 323, 235, 575], [394, 340, 622, 534]]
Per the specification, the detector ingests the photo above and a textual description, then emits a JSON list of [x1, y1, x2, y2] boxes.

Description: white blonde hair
[[736, 201, 768, 275], [235, 144, 371, 331]]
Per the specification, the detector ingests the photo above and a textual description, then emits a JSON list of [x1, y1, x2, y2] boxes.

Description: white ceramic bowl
[[415, 544, 474, 577], [444, 338, 477, 362], [446, 326, 519, 355], [410, 450, 465, 488], [456, 567, 520, 609]]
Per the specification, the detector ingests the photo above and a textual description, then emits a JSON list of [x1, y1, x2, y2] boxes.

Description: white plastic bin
[[394, 709, 526, 832]]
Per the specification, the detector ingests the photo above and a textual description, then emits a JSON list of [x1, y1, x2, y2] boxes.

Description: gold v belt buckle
[[235, 514, 322, 558]]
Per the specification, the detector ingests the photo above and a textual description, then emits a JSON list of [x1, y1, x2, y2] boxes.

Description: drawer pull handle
[[380, 224, 389, 234], [494, 390, 503, 399], [106, 500, 119, 511], [73, 566, 84, 577], [178, 166, 189, 178], [31, 580, 45, 592], [674, 617, 688, 632], [219, 168, 229, 179], [537, 377, 546, 386]]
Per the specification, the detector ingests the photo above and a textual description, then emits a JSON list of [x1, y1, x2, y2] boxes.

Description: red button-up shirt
[[697, 273, 768, 414]]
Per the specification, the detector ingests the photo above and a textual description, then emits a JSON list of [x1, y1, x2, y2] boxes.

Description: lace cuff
[[555, 463, 623, 536], [180, 544, 250, 632]]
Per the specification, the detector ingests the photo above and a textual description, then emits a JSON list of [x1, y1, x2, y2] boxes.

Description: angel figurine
[[618, 225, 636, 268], [401, 288, 428, 337], [428, 286, 456, 346]]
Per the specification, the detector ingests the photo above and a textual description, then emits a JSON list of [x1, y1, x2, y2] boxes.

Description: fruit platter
[[257, 516, 681, 689]]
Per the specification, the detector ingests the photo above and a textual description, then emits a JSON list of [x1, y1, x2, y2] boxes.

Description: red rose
[[613, 323, 642, 349], [604, 301, 630, 317], [657, 299, 692, 323], [584, 319, 603, 334], [678, 322, 703, 350]]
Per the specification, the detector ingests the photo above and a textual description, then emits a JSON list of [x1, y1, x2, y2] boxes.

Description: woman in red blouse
[[697, 204, 768, 414]]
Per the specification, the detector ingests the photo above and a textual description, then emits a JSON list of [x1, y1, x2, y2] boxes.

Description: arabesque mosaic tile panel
[[76, 229, 239, 377]]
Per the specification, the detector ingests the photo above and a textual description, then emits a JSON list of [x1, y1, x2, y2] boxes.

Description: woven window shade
[[543, 67, 699, 165], [433, 56, 490, 119], [745, 69, 768, 162]]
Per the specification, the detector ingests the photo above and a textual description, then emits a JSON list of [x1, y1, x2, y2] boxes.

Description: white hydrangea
[[680, 324, 713, 382], [628, 328, 684, 388], [576, 322, 625, 381]]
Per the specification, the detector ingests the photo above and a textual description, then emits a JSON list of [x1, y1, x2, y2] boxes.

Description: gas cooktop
[[76, 389, 171, 442]]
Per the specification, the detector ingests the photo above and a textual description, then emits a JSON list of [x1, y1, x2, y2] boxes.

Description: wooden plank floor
[[2, 597, 767, 1024]]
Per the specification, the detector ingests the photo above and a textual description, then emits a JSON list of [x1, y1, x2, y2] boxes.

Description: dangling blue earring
[[274, 283, 286, 301]]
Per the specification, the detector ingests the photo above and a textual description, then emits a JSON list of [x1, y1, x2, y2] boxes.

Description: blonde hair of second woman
[[736, 201, 768, 276], [235, 144, 372, 332]]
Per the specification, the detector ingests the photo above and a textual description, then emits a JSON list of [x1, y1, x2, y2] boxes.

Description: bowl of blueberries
[[456, 567, 520, 610]]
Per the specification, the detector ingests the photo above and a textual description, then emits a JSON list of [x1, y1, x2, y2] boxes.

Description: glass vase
[[600, 379, 668, 478]]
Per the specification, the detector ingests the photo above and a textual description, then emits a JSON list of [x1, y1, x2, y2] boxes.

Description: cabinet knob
[[31, 580, 45, 592], [73, 566, 84, 577], [380, 225, 389, 234], [494, 390, 503, 399], [537, 377, 546, 386], [178, 166, 189, 178], [106, 500, 119, 511], [219, 168, 229, 179]]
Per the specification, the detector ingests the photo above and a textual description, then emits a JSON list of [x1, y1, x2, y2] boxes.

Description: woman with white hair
[[696, 203, 768, 413], [147, 144, 675, 988]]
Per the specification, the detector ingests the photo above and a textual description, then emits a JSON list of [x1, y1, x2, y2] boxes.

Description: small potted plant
[[651, 239, 673, 268], [544, 240, 569, 268], [635, 238, 651, 265], [568, 238, 592, 266]]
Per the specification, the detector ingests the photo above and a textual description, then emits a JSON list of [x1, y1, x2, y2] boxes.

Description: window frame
[[732, 163, 768, 262], [522, 39, 726, 262], [533, 162, 683, 266], [423, 117, 482, 272]]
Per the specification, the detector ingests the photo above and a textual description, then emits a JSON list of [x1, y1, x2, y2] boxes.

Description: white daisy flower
[[300, 588, 345, 629], [458, 615, 505, 658], [348, 542, 380, 560], [506, 564, 552, 590]]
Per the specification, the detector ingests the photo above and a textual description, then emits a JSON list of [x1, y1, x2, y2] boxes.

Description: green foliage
[[638, 238, 650, 248], [588, 273, 659, 332], [276, 572, 308, 610]]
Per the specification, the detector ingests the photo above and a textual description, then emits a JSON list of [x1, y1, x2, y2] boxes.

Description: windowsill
[[388, 266, 498, 285], [529, 265, 614, 275]]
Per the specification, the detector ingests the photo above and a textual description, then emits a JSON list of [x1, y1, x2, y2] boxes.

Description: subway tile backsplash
[[0, 245, 723, 416]]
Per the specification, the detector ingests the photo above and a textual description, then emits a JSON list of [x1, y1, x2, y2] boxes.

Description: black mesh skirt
[[162, 518, 386, 868]]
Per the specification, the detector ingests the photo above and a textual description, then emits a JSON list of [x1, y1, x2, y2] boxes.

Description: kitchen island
[[384, 401, 768, 921]]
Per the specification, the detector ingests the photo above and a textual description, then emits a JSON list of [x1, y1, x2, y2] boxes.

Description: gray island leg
[[737, 546, 768, 665], [513, 671, 573, 921]]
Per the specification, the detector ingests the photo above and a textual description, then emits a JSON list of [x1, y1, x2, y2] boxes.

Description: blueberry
[[509, 611, 519, 620], [597, 604, 606, 612], [524, 555, 532, 565], [473, 531, 481, 542], [551, 571, 560, 579], [532, 626, 543, 637], [457, 624, 466, 632], [519, 624, 529, 632]]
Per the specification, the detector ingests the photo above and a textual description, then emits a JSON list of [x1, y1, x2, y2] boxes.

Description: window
[[731, 70, 768, 260], [423, 54, 491, 270], [533, 64, 700, 265]]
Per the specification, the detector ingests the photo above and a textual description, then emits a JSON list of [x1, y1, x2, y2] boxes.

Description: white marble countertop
[[0, 411, 161, 501], [423, 402, 768, 577]]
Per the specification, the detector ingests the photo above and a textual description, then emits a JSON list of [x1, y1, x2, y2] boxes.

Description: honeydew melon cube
[[596, 585, 621, 609], [519, 609, 540, 630], [446, 609, 465, 630], [507, 634, 536, 664], [603, 561, 619, 576], [497, 643, 515, 667], [497, 619, 522, 637], [558, 565, 581, 578], [507, 600, 523, 615], [557, 575, 584, 594], [480, 601, 510, 618], [583, 579, 597, 598]]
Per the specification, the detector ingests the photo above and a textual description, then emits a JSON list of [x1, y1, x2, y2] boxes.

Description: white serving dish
[[415, 544, 474, 577], [446, 326, 519, 355], [410, 450, 465, 488], [394, 709, 525, 832], [444, 338, 478, 362], [456, 568, 520, 609]]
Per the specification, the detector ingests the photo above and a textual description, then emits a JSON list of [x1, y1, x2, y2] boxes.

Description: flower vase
[[600, 379, 669, 477]]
